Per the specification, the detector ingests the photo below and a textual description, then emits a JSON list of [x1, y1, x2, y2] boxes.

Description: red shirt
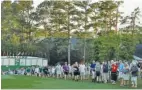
[[111, 64, 118, 72]]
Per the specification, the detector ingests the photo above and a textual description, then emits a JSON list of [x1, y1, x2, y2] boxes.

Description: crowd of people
[[2, 60, 142, 88]]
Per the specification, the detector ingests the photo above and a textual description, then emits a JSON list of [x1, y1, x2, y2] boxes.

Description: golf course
[[1, 75, 142, 89]]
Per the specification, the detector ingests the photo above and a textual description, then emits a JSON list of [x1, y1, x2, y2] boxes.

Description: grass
[[1, 75, 142, 89]]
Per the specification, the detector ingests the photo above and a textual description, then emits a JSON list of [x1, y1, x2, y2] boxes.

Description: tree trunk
[[105, 16, 108, 34], [83, 38, 86, 61], [115, 8, 118, 32], [28, 31, 31, 42], [109, 11, 112, 31], [44, 25, 47, 38], [48, 29, 52, 65], [67, 5, 71, 64], [47, 48, 50, 65], [132, 17, 135, 36], [84, 5, 87, 62]]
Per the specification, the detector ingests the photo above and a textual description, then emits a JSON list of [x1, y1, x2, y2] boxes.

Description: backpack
[[103, 64, 108, 73], [131, 66, 138, 73]]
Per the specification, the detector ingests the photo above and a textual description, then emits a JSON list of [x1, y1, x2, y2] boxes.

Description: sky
[[3, 0, 142, 18], [119, 0, 142, 15], [33, 0, 142, 16], [33, 0, 142, 28], [4, 0, 142, 29]]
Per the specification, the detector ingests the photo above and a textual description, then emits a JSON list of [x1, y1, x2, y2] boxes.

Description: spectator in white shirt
[[35, 66, 40, 77], [79, 63, 86, 80]]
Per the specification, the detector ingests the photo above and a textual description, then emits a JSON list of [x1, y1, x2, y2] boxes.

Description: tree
[[121, 7, 141, 35], [60, 1, 77, 64], [97, 1, 123, 32], [1, 0, 142, 65], [74, 0, 92, 61]]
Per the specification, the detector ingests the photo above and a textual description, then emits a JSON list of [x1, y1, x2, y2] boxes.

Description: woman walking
[[73, 62, 80, 81], [122, 62, 130, 86]]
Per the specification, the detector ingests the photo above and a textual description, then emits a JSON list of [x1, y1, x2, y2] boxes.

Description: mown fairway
[[1, 75, 142, 89]]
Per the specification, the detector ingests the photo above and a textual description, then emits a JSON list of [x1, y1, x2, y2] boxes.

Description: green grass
[[1, 75, 142, 89]]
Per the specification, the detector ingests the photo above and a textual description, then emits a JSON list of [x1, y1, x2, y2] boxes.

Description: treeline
[[1, 0, 142, 64]]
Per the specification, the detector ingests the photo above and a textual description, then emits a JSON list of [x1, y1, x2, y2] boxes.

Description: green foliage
[[92, 33, 140, 61], [1, 0, 142, 64]]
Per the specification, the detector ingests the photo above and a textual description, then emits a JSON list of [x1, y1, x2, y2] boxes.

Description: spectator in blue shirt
[[118, 60, 124, 86], [91, 61, 96, 82], [90, 61, 96, 71]]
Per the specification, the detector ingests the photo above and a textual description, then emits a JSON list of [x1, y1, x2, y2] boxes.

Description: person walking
[[118, 60, 124, 86], [122, 62, 130, 86], [73, 62, 80, 81], [140, 63, 142, 78], [108, 61, 112, 82], [68, 64, 72, 79], [51, 66, 55, 77], [111, 62, 118, 84], [31, 66, 35, 76], [102, 61, 109, 83], [43, 66, 49, 77], [55, 63, 62, 79], [79, 62, 86, 80], [91, 61, 96, 82], [130, 62, 139, 88], [35, 66, 40, 77], [100, 62, 104, 83], [137, 62, 141, 78], [95, 61, 101, 83], [85, 63, 91, 80], [26, 67, 31, 76], [63, 62, 69, 80]]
